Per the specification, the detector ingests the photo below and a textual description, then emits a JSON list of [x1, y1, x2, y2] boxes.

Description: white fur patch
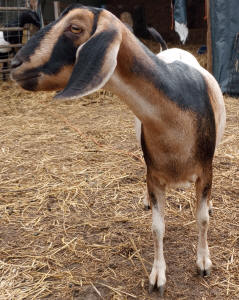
[[0, 31, 11, 53], [157, 48, 200, 68], [110, 72, 158, 122], [150, 204, 166, 287], [134, 116, 141, 144], [196, 200, 212, 272], [174, 21, 188, 44]]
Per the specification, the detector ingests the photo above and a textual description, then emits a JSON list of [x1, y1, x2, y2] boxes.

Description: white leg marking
[[134, 116, 141, 144], [196, 200, 212, 274], [142, 186, 150, 208], [209, 200, 213, 215], [149, 190, 166, 293]]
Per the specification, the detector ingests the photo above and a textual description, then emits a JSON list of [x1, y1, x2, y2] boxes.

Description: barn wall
[[107, 0, 206, 44], [107, 0, 175, 42]]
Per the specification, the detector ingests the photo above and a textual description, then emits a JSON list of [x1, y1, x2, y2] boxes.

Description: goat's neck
[[107, 31, 166, 124]]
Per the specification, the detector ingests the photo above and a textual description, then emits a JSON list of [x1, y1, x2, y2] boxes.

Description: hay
[[0, 44, 238, 299]]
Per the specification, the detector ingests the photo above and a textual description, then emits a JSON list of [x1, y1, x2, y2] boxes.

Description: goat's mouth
[[11, 72, 41, 91], [11, 73, 41, 83]]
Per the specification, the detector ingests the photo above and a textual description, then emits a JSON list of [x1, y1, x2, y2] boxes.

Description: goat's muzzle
[[11, 56, 23, 69]]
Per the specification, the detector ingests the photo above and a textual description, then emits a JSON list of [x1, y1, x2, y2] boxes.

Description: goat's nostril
[[11, 57, 23, 69]]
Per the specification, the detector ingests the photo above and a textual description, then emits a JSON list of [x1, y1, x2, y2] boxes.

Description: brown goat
[[11, 4, 226, 296]]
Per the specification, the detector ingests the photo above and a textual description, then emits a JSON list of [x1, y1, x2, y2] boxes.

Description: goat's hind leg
[[195, 165, 213, 276], [148, 178, 166, 296]]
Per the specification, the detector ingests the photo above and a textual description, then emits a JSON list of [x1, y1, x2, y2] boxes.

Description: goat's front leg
[[148, 179, 166, 296], [195, 166, 213, 276], [142, 186, 150, 210]]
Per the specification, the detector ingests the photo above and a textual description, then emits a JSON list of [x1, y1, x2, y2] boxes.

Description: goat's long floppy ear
[[54, 27, 122, 100]]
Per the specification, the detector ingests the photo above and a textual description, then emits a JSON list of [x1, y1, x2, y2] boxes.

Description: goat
[[131, 5, 167, 51], [11, 4, 226, 296], [119, 11, 133, 32], [0, 10, 40, 80]]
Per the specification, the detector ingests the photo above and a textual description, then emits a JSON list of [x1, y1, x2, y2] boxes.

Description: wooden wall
[[106, 0, 207, 44], [51, 0, 207, 44]]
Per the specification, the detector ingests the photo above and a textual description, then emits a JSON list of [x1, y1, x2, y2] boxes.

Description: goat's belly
[[156, 172, 198, 189], [167, 174, 198, 189]]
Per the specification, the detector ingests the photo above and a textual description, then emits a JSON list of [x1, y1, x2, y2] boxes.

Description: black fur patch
[[60, 3, 102, 19], [39, 34, 77, 75], [133, 43, 216, 163], [149, 191, 157, 206], [132, 45, 210, 115], [20, 76, 39, 91], [202, 183, 211, 198], [195, 111, 216, 163], [140, 124, 152, 166], [56, 29, 117, 98], [16, 4, 101, 64], [16, 21, 56, 62], [15, 33, 77, 83]]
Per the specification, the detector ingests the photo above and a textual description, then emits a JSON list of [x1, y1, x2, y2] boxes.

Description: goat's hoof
[[144, 204, 151, 210], [208, 208, 213, 216], [149, 283, 165, 297], [198, 267, 211, 277]]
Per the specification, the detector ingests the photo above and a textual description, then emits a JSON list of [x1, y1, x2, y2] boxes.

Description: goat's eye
[[70, 25, 82, 34]]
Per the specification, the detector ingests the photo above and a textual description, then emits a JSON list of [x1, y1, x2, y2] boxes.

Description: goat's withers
[[11, 4, 226, 297]]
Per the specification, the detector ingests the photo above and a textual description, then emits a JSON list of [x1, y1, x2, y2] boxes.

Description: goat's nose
[[11, 56, 23, 69]]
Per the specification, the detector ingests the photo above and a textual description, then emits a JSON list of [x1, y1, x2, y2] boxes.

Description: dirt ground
[[0, 44, 238, 299]]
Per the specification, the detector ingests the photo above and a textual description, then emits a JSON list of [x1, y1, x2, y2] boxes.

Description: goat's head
[[11, 4, 123, 99], [19, 10, 41, 28]]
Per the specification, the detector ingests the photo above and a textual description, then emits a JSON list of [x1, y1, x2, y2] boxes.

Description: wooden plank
[[0, 27, 23, 31], [206, 0, 212, 73], [0, 7, 30, 11], [0, 58, 12, 63], [53, 1, 60, 20], [0, 69, 12, 73], [0, 43, 23, 48]]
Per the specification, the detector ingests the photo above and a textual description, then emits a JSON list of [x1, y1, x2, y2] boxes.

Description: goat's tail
[[147, 27, 167, 51]]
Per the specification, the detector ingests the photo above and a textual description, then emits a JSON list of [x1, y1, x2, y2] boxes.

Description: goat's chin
[[13, 76, 39, 91], [35, 74, 70, 92]]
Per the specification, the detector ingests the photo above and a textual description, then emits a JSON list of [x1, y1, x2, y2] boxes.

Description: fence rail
[[0, 58, 12, 63], [0, 1, 31, 80], [0, 7, 29, 11], [0, 68, 12, 73], [0, 27, 24, 31], [0, 43, 24, 48]]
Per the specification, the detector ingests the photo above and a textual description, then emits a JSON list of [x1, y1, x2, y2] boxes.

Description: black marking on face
[[39, 34, 77, 75], [14, 33, 77, 88], [16, 21, 56, 62], [16, 4, 101, 64], [56, 29, 117, 98]]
